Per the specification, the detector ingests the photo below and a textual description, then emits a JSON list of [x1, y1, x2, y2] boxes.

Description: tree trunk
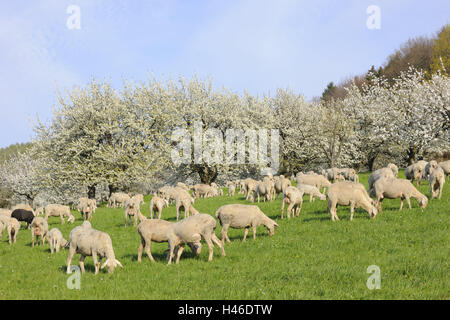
[[406, 147, 418, 165], [195, 165, 218, 184], [367, 155, 377, 172], [108, 185, 118, 198], [88, 185, 96, 199]]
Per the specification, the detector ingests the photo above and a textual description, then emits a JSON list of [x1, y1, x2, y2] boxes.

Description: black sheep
[[11, 209, 34, 228]]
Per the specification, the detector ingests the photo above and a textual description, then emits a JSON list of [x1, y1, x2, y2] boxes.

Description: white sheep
[[251, 181, 273, 203], [368, 167, 395, 190], [44, 204, 75, 224], [0, 216, 19, 244], [429, 166, 445, 200], [296, 174, 331, 193], [327, 181, 377, 221], [405, 163, 423, 186], [215, 204, 279, 244], [273, 177, 291, 199], [387, 163, 399, 177], [124, 198, 146, 227], [48, 228, 68, 253], [370, 177, 428, 212], [31, 216, 49, 247], [297, 184, 327, 202], [424, 160, 438, 177], [166, 214, 225, 264], [149, 195, 169, 219], [438, 160, 450, 176], [66, 224, 123, 274], [281, 186, 303, 219], [175, 193, 198, 221]]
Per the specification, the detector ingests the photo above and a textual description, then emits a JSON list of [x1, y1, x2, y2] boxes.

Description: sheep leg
[[287, 203, 295, 219], [167, 241, 176, 265], [211, 233, 226, 257], [281, 198, 286, 219], [203, 234, 215, 262], [406, 197, 412, 209], [309, 194, 313, 202], [399, 198, 404, 211], [79, 255, 86, 274], [175, 245, 184, 264], [350, 202, 355, 221], [66, 247, 76, 274], [31, 232, 35, 247], [92, 253, 99, 275], [158, 206, 163, 220], [252, 226, 257, 240], [221, 224, 230, 245], [243, 228, 249, 242], [56, 240, 60, 253], [137, 241, 144, 262], [61, 215, 65, 225]]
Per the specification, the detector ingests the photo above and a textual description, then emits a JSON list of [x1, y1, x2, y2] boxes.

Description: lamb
[[371, 177, 428, 212], [137, 219, 173, 262], [31, 216, 49, 247], [167, 213, 225, 264], [368, 167, 395, 190], [438, 160, 450, 176], [11, 209, 35, 228], [243, 178, 260, 201], [66, 225, 123, 274], [387, 163, 399, 177], [215, 204, 279, 244], [44, 204, 75, 224], [429, 166, 445, 200], [149, 195, 169, 219], [327, 181, 378, 221], [405, 163, 423, 186], [48, 228, 68, 253], [124, 198, 146, 227], [297, 184, 326, 202], [281, 186, 303, 219], [0, 216, 20, 244], [296, 174, 331, 193]]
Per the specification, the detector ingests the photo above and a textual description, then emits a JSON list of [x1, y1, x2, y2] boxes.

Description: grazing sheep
[[34, 207, 44, 216], [438, 160, 450, 176], [137, 219, 173, 262], [215, 204, 279, 244], [368, 167, 395, 190], [44, 204, 75, 224], [77, 198, 94, 221], [296, 174, 331, 193], [323, 168, 342, 182], [149, 195, 169, 219], [31, 216, 49, 247], [405, 163, 423, 186], [370, 177, 428, 212], [297, 184, 327, 202], [243, 179, 260, 201], [66, 225, 123, 275], [11, 209, 35, 228], [387, 163, 399, 177], [341, 168, 359, 183], [281, 186, 304, 219], [429, 166, 445, 200], [108, 192, 131, 208], [167, 214, 225, 264], [327, 181, 378, 221], [48, 228, 68, 253], [0, 209, 12, 217], [251, 181, 273, 203]]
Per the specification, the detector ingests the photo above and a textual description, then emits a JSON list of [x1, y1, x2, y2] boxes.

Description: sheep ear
[[101, 259, 110, 269], [115, 259, 123, 268]]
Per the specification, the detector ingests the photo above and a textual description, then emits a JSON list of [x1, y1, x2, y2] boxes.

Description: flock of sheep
[[0, 159, 448, 275]]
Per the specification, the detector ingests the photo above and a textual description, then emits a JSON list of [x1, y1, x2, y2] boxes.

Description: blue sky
[[0, 0, 448, 148]]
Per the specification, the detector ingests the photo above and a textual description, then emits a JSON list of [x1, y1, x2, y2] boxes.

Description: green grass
[[0, 171, 448, 300]]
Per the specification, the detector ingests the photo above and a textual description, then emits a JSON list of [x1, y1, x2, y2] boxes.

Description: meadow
[[0, 171, 448, 300]]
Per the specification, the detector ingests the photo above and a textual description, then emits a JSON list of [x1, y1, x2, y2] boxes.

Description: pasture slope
[[0, 172, 448, 299]]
